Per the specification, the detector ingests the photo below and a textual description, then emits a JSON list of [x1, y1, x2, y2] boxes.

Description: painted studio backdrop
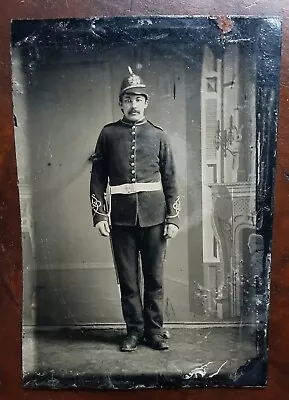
[[12, 18, 267, 329]]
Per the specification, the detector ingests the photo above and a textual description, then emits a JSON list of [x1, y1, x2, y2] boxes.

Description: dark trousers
[[110, 223, 167, 337]]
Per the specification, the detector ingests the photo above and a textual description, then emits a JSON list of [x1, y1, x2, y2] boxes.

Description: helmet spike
[[128, 66, 133, 75]]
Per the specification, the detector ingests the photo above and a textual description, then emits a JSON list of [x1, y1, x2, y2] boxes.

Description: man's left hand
[[164, 223, 179, 239]]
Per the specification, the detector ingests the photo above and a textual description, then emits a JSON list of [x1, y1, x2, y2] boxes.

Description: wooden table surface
[[1, 1, 289, 399]]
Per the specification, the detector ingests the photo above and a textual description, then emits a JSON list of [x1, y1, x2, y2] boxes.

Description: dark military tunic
[[90, 116, 180, 336], [90, 117, 180, 228]]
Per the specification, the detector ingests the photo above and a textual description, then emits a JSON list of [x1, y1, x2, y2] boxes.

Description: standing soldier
[[90, 67, 180, 351]]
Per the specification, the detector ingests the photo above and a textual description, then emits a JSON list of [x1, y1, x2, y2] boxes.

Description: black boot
[[120, 333, 141, 352], [145, 333, 169, 350]]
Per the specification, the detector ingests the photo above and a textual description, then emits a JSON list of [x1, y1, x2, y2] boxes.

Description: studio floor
[[22, 326, 261, 389]]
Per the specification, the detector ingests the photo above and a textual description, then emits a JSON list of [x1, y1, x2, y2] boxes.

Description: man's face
[[120, 93, 148, 122]]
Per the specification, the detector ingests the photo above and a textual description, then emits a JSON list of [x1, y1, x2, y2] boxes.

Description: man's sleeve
[[159, 131, 180, 227], [90, 129, 109, 226]]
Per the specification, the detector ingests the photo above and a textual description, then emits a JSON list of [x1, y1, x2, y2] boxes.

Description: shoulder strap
[[147, 120, 163, 131]]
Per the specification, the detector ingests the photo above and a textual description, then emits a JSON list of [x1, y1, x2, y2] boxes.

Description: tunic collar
[[120, 117, 147, 126]]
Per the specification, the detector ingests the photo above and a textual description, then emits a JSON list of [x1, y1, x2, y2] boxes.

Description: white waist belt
[[110, 181, 162, 195]]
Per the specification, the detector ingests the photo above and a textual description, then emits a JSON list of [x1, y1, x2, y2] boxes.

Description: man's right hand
[[96, 221, 110, 237]]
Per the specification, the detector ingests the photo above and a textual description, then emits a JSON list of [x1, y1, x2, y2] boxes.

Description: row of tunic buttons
[[131, 126, 136, 182]]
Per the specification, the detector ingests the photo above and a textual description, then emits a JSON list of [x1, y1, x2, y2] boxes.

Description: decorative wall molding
[[27, 262, 189, 287], [31, 262, 115, 271]]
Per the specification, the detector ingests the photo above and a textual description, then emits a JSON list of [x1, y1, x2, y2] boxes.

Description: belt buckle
[[126, 183, 135, 194]]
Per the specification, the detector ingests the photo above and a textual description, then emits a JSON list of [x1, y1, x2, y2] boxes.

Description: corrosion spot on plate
[[215, 16, 233, 34]]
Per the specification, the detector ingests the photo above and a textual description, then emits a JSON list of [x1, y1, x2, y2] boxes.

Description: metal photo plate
[[11, 16, 281, 389]]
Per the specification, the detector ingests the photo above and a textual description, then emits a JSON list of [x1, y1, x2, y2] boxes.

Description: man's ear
[[144, 98, 149, 108], [118, 99, 124, 113]]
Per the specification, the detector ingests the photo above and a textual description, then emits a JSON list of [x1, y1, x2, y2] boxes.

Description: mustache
[[129, 110, 140, 114]]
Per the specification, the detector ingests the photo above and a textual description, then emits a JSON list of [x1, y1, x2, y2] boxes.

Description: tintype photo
[[11, 16, 281, 389]]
